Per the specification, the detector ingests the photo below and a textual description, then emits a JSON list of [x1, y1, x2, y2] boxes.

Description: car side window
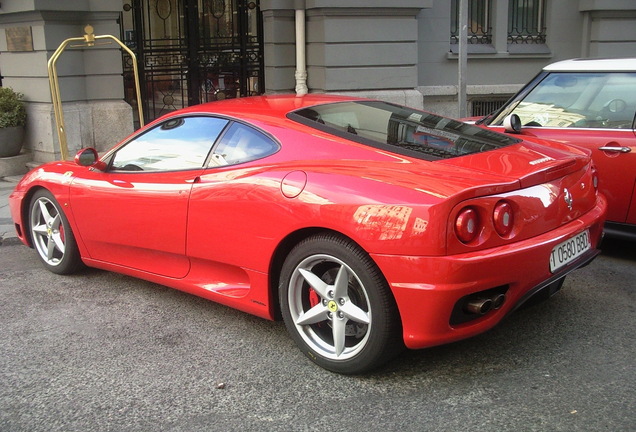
[[209, 122, 279, 166], [111, 116, 229, 172], [585, 73, 636, 128]]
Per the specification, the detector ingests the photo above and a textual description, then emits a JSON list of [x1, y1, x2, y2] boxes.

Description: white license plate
[[549, 230, 591, 273]]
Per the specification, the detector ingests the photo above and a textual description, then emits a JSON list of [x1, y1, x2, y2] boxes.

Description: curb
[[0, 237, 23, 247]]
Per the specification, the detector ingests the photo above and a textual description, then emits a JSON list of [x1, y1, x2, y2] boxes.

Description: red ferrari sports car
[[9, 95, 606, 374]]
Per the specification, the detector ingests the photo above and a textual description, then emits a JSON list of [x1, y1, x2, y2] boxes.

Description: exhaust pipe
[[464, 298, 493, 315], [464, 293, 506, 315], [452, 288, 509, 325], [491, 293, 506, 310]]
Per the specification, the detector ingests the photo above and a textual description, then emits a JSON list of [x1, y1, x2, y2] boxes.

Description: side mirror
[[503, 114, 522, 134], [74, 148, 106, 171]]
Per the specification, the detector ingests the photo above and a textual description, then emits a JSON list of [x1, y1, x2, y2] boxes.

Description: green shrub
[[0, 87, 27, 128]]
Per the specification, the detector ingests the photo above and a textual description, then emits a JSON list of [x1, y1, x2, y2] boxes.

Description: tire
[[29, 189, 83, 275], [279, 233, 403, 374]]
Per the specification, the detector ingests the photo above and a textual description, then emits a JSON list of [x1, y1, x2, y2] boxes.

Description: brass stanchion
[[47, 25, 144, 160]]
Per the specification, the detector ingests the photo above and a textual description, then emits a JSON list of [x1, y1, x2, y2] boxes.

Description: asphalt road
[[0, 237, 634, 432]]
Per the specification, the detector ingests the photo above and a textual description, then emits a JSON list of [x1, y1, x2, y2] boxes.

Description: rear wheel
[[29, 190, 83, 275], [279, 233, 403, 374]]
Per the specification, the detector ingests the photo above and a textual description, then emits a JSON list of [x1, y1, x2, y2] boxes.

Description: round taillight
[[455, 207, 480, 243], [493, 201, 514, 237]]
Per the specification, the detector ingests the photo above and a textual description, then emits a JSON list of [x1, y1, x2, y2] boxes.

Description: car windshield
[[289, 101, 520, 161], [490, 72, 636, 129]]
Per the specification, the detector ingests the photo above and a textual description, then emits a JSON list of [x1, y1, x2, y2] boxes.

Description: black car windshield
[[289, 101, 520, 161]]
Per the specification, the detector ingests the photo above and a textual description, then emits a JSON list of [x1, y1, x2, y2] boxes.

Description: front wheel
[[29, 189, 83, 275], [279, 234, 403, 374]]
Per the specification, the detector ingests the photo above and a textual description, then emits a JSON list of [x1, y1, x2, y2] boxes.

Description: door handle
[[598, 145, 631, 153]]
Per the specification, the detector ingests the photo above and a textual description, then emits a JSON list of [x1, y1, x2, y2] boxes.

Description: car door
[[69, 116, 229, 278], [519, 127, 636, 224], [185, 121, 280, 273], [491, 71, 636, 224]]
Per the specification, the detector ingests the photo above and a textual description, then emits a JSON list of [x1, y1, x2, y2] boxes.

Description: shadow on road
[[600, 236, 636, 261]]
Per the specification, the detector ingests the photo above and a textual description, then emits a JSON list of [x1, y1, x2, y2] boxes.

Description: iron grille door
[[121, 0, 264, 123]]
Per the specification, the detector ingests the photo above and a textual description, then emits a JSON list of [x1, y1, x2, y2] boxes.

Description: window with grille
[[451, 0, 492, 44], [508, 0, 547, 44]]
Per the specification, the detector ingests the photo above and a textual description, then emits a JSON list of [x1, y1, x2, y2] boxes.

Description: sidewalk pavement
[[0, 178, 19, 242]]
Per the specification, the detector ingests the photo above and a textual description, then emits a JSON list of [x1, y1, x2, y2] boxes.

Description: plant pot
[[0, 126, 25, 157]]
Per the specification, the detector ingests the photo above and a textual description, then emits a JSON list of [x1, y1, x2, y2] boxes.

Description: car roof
[[543, 58, 636, 72]]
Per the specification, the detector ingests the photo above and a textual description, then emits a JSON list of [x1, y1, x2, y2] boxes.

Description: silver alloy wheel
[[287, 253, 372, 360], [30, 196, 66, 267]]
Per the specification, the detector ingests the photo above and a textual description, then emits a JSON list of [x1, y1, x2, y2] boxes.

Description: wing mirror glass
[[74, 148, 106, 170]]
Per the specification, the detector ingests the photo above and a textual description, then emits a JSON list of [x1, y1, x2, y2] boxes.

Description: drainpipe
[[295, 0, 308, 96], [458, 0, 468, 117]]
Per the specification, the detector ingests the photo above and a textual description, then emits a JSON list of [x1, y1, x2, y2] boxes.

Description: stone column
[[0, 0, 133, 162]]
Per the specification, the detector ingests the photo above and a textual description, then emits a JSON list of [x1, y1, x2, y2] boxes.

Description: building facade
[[0, 0, 635, 166]]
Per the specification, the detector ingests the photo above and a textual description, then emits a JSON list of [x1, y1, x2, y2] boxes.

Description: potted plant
[[0, 87, 27, 157]]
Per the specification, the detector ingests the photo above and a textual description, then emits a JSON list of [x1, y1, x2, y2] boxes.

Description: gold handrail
[[47, 25, 144, 160]]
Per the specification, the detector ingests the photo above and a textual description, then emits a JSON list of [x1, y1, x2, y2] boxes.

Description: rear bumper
[[371, 195, 606, 349]]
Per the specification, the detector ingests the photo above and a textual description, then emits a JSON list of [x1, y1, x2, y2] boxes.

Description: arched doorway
[[121, 0, 264, 122]]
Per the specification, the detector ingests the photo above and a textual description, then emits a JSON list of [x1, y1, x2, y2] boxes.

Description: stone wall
[[261, 0, 430, 108], [0, 0, 133, 162], [417, 0, 636, 117], [580, 0, 636, 57]]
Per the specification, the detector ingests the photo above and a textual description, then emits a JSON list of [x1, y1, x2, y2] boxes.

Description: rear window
[[289, 101, 520, 160]]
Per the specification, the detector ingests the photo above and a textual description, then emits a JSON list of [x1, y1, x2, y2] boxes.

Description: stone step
[[26, 161, 42, 170], [0, 152, 32, 178], [2, 175, 25, 184]]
